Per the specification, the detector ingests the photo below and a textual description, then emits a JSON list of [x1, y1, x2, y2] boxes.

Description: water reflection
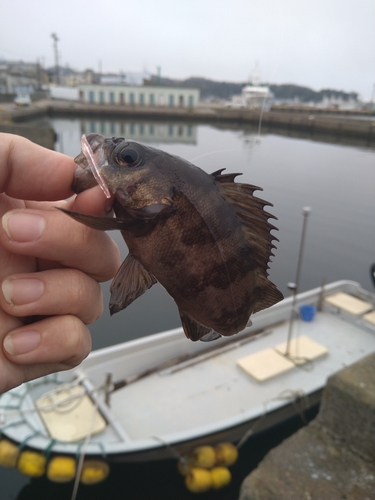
[[80, 120, 197, 144], [53, 118, 197, 156]]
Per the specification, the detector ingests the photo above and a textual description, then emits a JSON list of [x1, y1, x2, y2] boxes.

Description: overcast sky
[[1, 0, 374, 100]]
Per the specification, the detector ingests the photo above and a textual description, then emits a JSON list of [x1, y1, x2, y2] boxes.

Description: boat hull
[[1, 281, 374, 463]]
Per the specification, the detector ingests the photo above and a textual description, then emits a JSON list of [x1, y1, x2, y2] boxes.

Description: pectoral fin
[[58, 207, 136, 231], [59, 201, 173, 232], [200, 331, 222, 342], [179, 309, 220, 342], [110, 254, 157, 315]]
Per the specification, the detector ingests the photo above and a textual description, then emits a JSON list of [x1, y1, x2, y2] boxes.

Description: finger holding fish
[[0, 133, 75, 201], [0, 205, 120, 282], [0, 268, 103, 324], [24, 185, 115, 218], [0, 134, 121, 392], [1, 314, 92, 393]]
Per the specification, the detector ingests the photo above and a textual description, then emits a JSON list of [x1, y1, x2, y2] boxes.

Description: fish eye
[[114, 143, 143, 167]]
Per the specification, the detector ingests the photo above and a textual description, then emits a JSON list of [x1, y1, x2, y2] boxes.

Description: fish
[[60, 133, 283, 341]]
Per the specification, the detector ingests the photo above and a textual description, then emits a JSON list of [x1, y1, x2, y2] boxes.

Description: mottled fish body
[[62, 134, 283, 341]]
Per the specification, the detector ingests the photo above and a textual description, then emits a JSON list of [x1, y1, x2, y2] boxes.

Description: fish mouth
[[72, 134, 109, 194], [71, 163, 97, 194]]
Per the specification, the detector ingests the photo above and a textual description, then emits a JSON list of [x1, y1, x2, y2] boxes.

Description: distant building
[[317, 94, 360, 111], [100, 72, 149, 86], [49, 86, 79, 100], [78, 84, 200, 108], [0, 60, 47, 94]]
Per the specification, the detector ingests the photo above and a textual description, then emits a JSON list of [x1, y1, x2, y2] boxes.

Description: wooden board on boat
[[363, 310, 375, 326], [237, 336, 328, 381], [324, 292, 373, 315], [35, 386, 106, 442], [237, 348, 295, 382], [275, 335, 328, 364]]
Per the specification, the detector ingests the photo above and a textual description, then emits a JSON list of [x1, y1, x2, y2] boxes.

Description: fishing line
[[189, 148, 250, 163]]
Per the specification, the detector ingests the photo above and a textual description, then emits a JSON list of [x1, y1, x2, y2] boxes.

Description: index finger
[[0, 133, 76, 201]]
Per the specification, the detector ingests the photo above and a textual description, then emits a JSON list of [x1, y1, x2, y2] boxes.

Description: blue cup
[[299, 305, 316, 322]]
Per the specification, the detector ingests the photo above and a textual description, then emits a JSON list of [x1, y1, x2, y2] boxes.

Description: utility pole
[[157, 66, 161, 86], [51, 33, 60, 85]]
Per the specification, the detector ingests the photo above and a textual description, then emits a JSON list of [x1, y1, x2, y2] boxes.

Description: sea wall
[[239, 352, 375, 500], [1, 100, 375, 148], [1, 100, 375, 140]]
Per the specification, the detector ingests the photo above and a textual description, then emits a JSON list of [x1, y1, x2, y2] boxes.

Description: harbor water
[[1, 118, 374, 499]]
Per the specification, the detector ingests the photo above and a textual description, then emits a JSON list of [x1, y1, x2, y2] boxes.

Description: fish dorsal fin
[[179, 309, 218, 342], [109, 254, 157, 315], [217, 180, 279, 276], [211, 169, 243, 184], [213, 169, 283, 312], [218, 180, 284, 311]]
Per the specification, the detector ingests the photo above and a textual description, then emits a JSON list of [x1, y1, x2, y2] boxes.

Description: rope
[[19, 431, 42, 451], [70, 388, 102, 500], [236, 388, 310, 449], [0, 375, 93, 424], [151, 435, 183, 461]]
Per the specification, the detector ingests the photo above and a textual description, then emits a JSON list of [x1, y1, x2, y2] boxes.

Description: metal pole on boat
[[285, 207, 311, 357]]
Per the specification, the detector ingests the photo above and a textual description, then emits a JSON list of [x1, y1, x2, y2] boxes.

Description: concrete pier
[[1, 100, 374, 145], [0, 101, 56, 149], [239, 352, 375, 500]]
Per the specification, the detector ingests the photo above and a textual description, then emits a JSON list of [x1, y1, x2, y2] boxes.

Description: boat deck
[[107, 310, 374, 445]]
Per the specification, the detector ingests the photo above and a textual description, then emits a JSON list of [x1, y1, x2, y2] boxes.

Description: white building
[[78, 84, 200, 108], [49, 86, 79, 100]]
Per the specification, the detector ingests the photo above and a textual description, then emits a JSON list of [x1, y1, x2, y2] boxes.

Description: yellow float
[[0, 439, 20, 468], [210, 466, 232, 489], [190, 445, 216, 468], [185, 467, 212, 493], [214, 442, 239, 466], [17, 450, 46, 477], [47, 456, 77, 483], [80, 459, 110, 485]]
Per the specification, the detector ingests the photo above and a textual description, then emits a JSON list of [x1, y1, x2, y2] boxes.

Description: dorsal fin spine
[[215, 180, 281, 277]]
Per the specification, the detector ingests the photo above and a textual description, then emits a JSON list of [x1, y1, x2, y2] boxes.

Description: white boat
[[1, 280, 374, 464], [226, 85, 273, 109]]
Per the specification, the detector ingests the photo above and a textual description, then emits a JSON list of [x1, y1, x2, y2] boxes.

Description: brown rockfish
[[61, 134, 283, 341]]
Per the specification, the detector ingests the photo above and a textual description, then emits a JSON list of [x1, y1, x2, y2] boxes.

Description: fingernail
[[4, 331, 41, 356], [2, 211, 45, 242], [2, 278, 44, 306]]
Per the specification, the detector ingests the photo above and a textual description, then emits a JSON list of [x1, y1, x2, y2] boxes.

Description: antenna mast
[[51, 33, 60, 85], [285, 207, 311, 356]]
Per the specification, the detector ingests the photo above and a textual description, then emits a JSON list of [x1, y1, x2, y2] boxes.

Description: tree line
[[147, 76, 358, 103]]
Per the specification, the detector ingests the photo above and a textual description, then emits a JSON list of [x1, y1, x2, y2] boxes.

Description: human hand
[[0, 133, 121, 393]]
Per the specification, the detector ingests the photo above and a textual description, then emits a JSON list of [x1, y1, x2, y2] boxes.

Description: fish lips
[[71, 163, 98, 194], [72, 134, 111, 194]]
